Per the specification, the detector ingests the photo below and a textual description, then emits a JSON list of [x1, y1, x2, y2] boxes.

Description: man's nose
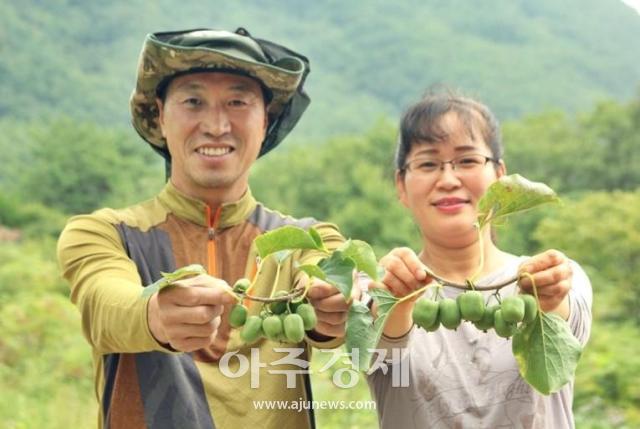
[[200, 105, 231, 136]]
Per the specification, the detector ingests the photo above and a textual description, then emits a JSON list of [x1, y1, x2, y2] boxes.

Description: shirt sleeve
[[57, 213, 172, 355], [377, 328, 413, 356], [567, 260, 593, 346]]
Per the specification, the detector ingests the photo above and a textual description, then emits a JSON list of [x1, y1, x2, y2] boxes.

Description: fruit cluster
[[412, 290, 538, 338], [228, 278, 318, 344]]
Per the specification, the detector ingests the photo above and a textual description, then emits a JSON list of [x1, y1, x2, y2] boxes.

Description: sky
[[621, 0, 640, 14]]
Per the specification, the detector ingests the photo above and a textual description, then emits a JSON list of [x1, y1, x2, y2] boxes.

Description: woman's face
[[396, 112, 506, 248]]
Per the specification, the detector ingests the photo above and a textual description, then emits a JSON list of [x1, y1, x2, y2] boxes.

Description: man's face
[[157, 72, 267, 201]]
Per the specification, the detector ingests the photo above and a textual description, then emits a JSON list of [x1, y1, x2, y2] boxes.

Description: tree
[[11, 118, 162, 215]]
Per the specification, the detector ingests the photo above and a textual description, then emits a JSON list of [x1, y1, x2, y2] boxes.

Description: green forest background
[[1, 0, 640, 428]]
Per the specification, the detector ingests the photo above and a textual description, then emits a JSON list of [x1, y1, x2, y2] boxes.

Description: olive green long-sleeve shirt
[[58, 182, 344, 429]]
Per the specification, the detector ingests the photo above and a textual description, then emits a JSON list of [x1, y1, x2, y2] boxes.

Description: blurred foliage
[[0, 240, 96, 429], [534, 190, 640, 325], [1, 0, 639, 140], [0, 118, 164, 215], [573, 323, 640, 429], [311, 350, 377, 428]]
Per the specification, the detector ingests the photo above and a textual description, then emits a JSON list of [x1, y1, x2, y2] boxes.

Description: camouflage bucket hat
[[130, 27, 310, 161]]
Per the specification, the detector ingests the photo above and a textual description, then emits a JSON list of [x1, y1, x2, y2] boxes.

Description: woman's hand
[[378, 247, 430, 299], [518, 249, 572, 319], [372, 247, 432, 337]]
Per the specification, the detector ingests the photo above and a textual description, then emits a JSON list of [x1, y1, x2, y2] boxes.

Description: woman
[[366, 91, 592, 429]]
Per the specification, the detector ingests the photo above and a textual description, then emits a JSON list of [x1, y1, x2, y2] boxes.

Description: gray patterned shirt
[[367, 255, 592, 429]]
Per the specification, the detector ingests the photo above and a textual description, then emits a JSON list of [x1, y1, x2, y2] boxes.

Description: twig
[[241, 288, 304, 303], [425, 268, 520, 291]]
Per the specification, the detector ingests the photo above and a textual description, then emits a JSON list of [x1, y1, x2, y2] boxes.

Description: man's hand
[[518, 249, 572, 319], [306, 280, 353, 338], [147, 274, 236, 352]]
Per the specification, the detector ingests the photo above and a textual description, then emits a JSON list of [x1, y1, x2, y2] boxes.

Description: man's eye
[[183, 97, 202, 107], [228, 99, 248, 107]]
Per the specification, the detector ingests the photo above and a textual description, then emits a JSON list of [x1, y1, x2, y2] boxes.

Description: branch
[[241, 288, 304, 303], [425, 268, 520, 291]]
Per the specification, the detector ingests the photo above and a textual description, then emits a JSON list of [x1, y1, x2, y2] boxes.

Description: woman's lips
[[432, 198, 469, 213]]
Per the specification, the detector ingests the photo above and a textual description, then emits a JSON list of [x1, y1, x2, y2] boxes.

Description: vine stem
[[268, 262, 283, 298], [519, 272, 540, 308], [240, 288, 304, 303], [423, 268, 520, 291], [392, 266, 522, 306], [469, 222, 485, 284]]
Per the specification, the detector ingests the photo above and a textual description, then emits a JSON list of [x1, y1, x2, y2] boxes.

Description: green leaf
[[317, 250, 356, 299], [338, 239, 379, 281], [308, 227, 326, 251], [345, 302, 376, 370], [512, 312, 582, 395], [273, 250, 294, 264], [477, 174, 560, 228], [296, 264, 327, 281], [141, 264, 206, 298], [254, 225, 324, 258], [346, 287, 400, 372]]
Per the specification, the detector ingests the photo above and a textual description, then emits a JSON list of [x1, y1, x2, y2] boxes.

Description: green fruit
[[262, 315, 284, 340], [289, 299, 305, 313], [240, 315, 263, 343], [439, 298, 461, 330], [473, 304, 499, 332], [229, 304, 248, 328], [494, 309, 517, 338], [269, 290, 290, 315], [295, 303, 318, 330], [457, 291, 485, 322], [521, 294, 538, 324], [274, 314, 289, 342], [233, 278, 251, 294], [283, 313, 305, 343], [412, 299, 439, 329], [501, 296, 525, 323], [424, 319, 441, 332]]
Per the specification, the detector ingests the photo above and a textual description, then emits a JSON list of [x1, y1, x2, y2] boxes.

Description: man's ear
[[156, 98, 166, 138], [263, 105, 269, 132], [395, 170, 410, 208]]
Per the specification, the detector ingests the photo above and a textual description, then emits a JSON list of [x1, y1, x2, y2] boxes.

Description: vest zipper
[[206, 205, 222, 276]]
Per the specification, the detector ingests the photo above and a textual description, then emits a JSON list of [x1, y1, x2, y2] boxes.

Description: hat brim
[[130, 33, 305, 151]]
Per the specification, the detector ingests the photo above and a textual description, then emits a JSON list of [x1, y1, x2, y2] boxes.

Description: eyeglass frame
[[400, 153, 500, 175]]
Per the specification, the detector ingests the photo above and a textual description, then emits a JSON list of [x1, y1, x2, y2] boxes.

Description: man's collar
[[158, 181, 257, 228]]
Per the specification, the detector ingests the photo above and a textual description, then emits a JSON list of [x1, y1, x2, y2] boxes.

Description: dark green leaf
[[512, 312, 582, 395], [477, 174, 560, 228]]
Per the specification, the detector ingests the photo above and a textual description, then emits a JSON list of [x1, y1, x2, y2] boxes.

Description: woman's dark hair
[[395, 88, 503, 174]]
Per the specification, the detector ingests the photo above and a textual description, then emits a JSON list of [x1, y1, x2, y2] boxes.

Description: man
[[57, 28, 350, 429]]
